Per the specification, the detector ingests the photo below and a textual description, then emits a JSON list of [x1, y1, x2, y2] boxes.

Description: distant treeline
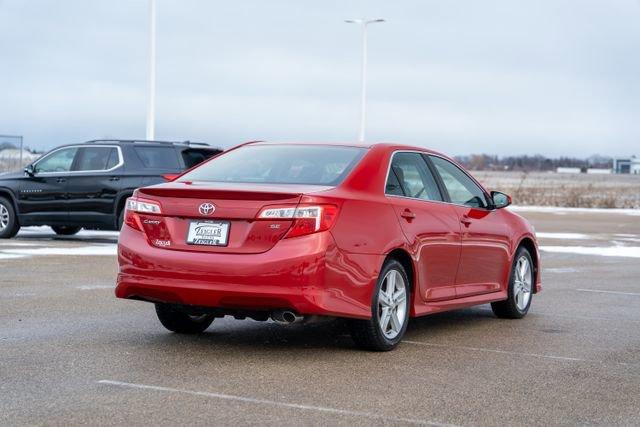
[[455, 154, 613, 171]]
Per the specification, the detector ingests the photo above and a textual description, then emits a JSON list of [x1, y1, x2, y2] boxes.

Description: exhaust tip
[[271, 309, 304, 324]]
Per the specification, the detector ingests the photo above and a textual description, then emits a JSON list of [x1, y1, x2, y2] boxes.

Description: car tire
[[491, 247, 534, 319], [0, 196, 20, 239], [349, 259, 410, 351], [51, 225, 82, 236], [155, 303, 215, 334], [117, 209, 124, 230]]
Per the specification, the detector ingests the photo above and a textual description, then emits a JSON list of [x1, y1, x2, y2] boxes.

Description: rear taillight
[[257, 204, 339, 238], [124, 197, 162, 231]]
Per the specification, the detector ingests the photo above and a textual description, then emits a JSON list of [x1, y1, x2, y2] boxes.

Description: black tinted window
[[388, 153, 442, 201], [74, 147, 118, 171], [181, 145, 365, 185], [181, 149, 220, 168], [134, 146, 179, 169], [430, 156, 487, 208]]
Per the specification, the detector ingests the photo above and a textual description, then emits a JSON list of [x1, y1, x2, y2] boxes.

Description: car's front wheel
[[0, 196, 20, 239], [349, 259, 410, 351], [491, 247, 534, 319], [51, 226, 82, 236], [155, 303, 215, 334]]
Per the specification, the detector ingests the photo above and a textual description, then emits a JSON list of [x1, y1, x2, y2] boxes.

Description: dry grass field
[[475, 171, 640, 208]]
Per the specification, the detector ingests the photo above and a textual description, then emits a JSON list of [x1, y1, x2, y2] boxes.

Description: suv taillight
[[257, 204, 339, 238], [124, 197, 162, 231]]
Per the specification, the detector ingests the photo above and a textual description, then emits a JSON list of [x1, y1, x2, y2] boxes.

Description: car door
[[66, 146, 123, 227], [385, 152, 462, 302], [427, 155, 511, 298], [18, 146, 79, 224]]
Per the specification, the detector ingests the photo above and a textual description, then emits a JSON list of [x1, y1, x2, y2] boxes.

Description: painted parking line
[[403, 341, 585, 362], [475, 307, 640, 324], [576, 289, 640, 297], [98, 380, 449, 426]]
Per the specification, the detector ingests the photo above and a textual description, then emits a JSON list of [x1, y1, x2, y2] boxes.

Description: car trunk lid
[[135, 182, 331, 254]]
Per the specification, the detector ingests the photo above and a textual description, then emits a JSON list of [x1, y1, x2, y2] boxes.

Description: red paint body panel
[[115, 142, 541, 319]]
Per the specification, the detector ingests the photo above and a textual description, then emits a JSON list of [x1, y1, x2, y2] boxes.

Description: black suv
[[0, 139, 221, 238]]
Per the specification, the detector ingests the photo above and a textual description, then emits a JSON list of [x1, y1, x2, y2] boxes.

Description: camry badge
[[198, 202, 216, 216]]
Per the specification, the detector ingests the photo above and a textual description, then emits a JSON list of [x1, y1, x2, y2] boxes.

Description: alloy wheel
[[514, 256, 532, 311], [377, 269, 407, 339], [0, 204, 9, 231]]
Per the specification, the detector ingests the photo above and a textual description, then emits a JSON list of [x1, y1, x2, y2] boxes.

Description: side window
[[35, 147, 78, 173], [386, 152, 443, 201], [134, 146, 180, 169], [385, 167, 404, 196], [73, 147, 119, 171], [429, 156, 487, 208], [105, 148, 120, 169]]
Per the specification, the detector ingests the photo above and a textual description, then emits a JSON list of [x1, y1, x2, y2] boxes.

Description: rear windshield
[[181, 145, 366, 185]]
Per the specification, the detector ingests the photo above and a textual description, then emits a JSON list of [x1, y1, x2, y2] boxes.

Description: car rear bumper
[[116, 226, 380, 319]]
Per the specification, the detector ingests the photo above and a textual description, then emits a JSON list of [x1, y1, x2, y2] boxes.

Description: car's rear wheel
[[349, 259, 410, 351], [491, 247, 534, 319], [155, 303, 215, 334], [0, 196, 20, 239], [51, 225, 82, 236]]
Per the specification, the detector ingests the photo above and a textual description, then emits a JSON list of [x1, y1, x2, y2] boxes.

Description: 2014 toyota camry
[[116, 142, 541, 351]]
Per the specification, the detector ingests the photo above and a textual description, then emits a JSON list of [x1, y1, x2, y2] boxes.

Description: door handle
[[400, 209, 416, 221], [56, 178, 66, 183], [109, 177, 120, 182], [461, 215, 472, 227]]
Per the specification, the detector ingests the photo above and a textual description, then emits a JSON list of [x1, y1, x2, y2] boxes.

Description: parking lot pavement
[[1, 210, 639, 426]]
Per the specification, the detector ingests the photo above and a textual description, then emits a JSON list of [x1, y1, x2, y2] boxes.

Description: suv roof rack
[[84, 139, 211, 147]]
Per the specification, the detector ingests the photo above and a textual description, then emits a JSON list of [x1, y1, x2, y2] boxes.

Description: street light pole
[[146, 0, 156, 141], [345, 18, 385, 142]]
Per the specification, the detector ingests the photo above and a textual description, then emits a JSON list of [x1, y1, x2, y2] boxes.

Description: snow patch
[[0, 253, 26, 260], [77, 285, 114, 290], [1, 245, 117, 257], [540, 246, 640, 258], [510, 206, 640, 216], [544, 267, 579, 273], [536, 232, 591, 240]]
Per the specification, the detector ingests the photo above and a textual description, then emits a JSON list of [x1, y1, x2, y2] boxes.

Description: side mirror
[[491, 191, 511, 209], [24, 164, 35, 177]]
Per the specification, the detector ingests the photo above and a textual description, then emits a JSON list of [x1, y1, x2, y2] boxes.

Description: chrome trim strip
[[31, 145, 124, 176]]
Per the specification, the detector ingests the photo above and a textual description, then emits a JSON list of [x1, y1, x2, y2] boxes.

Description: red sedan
[[116, 142, 541, 351]]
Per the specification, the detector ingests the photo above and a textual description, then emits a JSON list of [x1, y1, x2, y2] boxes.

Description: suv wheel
[[51, 226, 82, 236], [0, 196, 20, 239], [349, 259, 410, 351]]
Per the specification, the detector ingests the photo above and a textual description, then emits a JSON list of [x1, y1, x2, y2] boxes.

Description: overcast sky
[[1, 0, 639, 157]]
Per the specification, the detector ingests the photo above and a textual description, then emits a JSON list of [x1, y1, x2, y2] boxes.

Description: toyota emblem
[[198, 202, 216, 216]]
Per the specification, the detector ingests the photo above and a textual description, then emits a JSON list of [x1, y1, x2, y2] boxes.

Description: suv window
[[386, 152, 442, 201], [429, 156, 487, 208], [35, 147, 78, 173], [73, 147, 119, 171], [105, 148, 119, 169], [134, 146, 179, 169], [181, 149, 220, 169]]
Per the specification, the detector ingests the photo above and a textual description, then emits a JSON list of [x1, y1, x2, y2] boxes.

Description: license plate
[[186, 221, 230, 246]]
